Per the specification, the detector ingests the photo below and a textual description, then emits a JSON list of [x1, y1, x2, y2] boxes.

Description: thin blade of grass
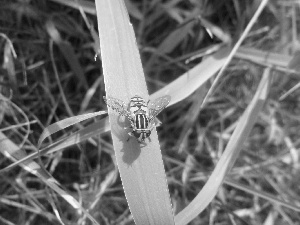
[[225, 178, 300, 212], [279, 82, 300, 100], [184, 43, 224, 64], [0, 119, 110, 173], [95, 0, 174, 224], [236, 47, 291, 68], [175, 68, 271, 225], [0, 198, 57, 222], [0, 132, 99, 225], [38, 111, 107, 147], [200, 0, 269, 109], [3, 41, 17, 89], [79, 77, 102, 113]]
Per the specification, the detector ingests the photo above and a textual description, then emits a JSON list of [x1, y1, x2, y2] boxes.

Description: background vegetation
[[1, 0, 300, 224]]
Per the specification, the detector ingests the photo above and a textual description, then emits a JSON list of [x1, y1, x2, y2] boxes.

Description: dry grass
[[1, 0, 300, 224]]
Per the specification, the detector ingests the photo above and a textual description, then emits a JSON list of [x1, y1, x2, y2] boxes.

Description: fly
[[103, 95, 171, 143]]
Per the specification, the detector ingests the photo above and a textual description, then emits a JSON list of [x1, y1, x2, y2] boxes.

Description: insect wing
[[148, 95, 171, 120], [103, 96, 130, 118]]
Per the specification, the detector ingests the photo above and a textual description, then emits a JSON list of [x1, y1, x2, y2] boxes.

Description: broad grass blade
[[175, 68, 271, 225], [95, 0, 174, 224], [150, 46, 231, 106]]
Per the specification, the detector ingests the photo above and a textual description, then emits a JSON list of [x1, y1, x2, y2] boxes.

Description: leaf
[[175, 68, 270, 225], [38, 111, 107, 147], [150, 46, 231, 106], [95, 0, 174, 224], [0, 118, 110, 173]]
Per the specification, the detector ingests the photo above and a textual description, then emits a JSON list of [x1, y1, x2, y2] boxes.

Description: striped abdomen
[[132, 114, 151, 142], [134, 114, 149, 129]]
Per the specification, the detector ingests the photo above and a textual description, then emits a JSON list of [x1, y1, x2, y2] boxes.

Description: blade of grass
[[236, 47, 291, 68], [175, 68, 271, 225], [0, 197, 57, 222], [79, 76, 103, 113], [150, 46, 231, 106], [200, 0, 269, 109], [224, 178, 300, 212], [38, 111, 107, 147], [95, 0, 174, 224], [0, 118, 110, 173], [3, 41, 17, 89]]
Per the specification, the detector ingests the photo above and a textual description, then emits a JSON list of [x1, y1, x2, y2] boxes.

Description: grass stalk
[[95, 0, 174, 224]]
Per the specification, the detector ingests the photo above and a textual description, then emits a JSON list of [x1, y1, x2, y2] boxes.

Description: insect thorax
[[129, 96, 149, 116]]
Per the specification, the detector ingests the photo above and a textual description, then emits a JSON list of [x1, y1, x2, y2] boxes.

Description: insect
[[103, 95, 171, 143]]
